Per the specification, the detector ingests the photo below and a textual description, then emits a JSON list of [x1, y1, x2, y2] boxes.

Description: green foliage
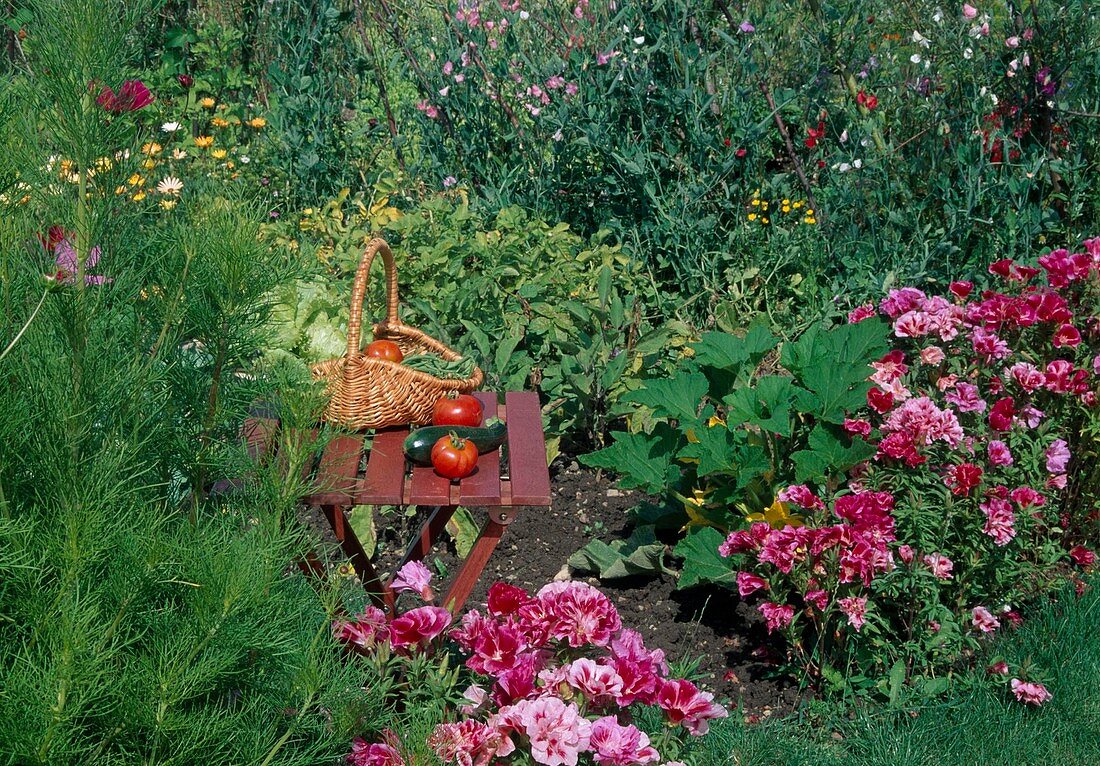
[[569, 524, 670, 580]]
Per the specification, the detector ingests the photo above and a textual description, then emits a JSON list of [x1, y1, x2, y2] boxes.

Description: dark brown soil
[[304, 458, 806, 717]]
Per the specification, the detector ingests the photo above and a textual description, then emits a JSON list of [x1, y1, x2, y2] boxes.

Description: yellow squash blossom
[[680, 487, 717, 531], [746, 499, 804, 529]]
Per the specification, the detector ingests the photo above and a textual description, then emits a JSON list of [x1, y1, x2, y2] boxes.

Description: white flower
[[963, 47, 974, 59], [519, 10, 529, 19], [240, 155, 250, 164], [839, 129, 849, 143], [910, 53, 922, 64], [171, 148, 188, 160], [161, 122, 182, 133], [912, 31, 931, 47], [156, 176, 184, 195], [633, 35, 645, 45], [552, 129, 564, 142], [853, 158, 863, 169], [439, 86, 450, 97], [933, 8, 944, 23]]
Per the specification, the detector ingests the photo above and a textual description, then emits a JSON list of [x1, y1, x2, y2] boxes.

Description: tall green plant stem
[[190, 320, 229, 521], [0, 287, 48, 364]]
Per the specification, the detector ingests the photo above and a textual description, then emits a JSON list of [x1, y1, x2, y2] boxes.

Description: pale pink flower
[[1010, 678, 1052, 705], [981, 498, 1017, 546], [499, 697, 591, 766], [972, 606, 1001, 633], [588, 716, 660, 766], [656, 679, 728, 735], [332, 606, 389, 649], [459, 684, 488, 716], [898, 544, 915, 563], [565, 657, 624, 700], [838, 596, 868, 631], [429, 720, 514, 766], [945, 381, 986, 413], [922, 553, 954, 579], [391, 560, 434, 600], [921, 346, 946, 365], [963, 4, 978, 19], [1006, 362, 1045, 392], [1045, 439, 1070, 474], [533, 581, 621, 647], [349, 736, 405, 766]]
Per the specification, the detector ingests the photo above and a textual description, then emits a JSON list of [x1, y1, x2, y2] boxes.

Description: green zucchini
[[403, 419, 508, 465]]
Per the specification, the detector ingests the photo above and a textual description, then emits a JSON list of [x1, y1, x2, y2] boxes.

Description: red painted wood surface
[[458, 391, 503, 504], [243, 417, 278, 462], [504, 391, 551, 505], [310, 434, 363, 505], [444, 518, 506, 614], [407, 463, 452, 505], [362, 429, 406, 505]]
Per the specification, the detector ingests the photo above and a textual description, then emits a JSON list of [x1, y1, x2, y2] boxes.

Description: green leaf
[[723, 376, 813, 437], [674, 527, 737, 589], [791, 425, 876, 482], [579, 430, 678, 494], [678, 425, 739, 475], [568, 526, 667, 580], [623, 371, 708, 424], [349, 506, 377, 558], [888, 659, 906, 708], [446, 507, 480, 558], [693, 326, 776, 376]]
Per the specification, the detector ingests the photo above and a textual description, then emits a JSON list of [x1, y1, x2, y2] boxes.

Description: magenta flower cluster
[[720, 238, 1100, 705]]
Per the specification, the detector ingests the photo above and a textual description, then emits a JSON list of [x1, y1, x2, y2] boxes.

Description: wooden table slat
[[311, 434, 363, 503], [504, 391, 552, 505], [243, 417, 278, 462], [407, 464, 453, 505], [458, 391, 503, 505], [362, 429, 407, 505]]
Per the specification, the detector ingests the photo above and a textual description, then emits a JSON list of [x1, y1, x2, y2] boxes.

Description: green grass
[[696, 582, 1100, 765]]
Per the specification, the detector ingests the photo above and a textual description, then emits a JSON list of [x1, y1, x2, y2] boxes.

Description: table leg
[[397, 504, 459, 569], [323, 503, 390, 608], [442, 507, 519, 614]]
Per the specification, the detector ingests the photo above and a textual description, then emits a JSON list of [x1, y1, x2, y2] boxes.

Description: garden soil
[[307, 460, 805, 717]]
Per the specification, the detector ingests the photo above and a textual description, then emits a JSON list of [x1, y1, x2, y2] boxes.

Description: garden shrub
[[585, 240, 1099, 699]]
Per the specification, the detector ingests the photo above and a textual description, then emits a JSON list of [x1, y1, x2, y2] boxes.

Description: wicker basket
[[311, 238, 483, 430]]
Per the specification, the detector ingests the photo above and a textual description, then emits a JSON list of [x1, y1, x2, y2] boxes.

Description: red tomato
[[432, 394, 483, 427], [366, 339, 403, 363], [431, 435, 478, 479]]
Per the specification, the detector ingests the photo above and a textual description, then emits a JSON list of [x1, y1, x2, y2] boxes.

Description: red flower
[[988, 397, 1016, 431], [177, 73, 194, 88], [486, 582, 531, 616], [949, 280, 974, 300], [944, 463, 983, 496], [723, 137, 732, 147], [856, 90, 878, 110], [97, 79, 154, 113], [867, 387, 894, 414], [1052, 323, 1081, 348], [735, 147, 747, 157], [1069, 545, 1096, 567]]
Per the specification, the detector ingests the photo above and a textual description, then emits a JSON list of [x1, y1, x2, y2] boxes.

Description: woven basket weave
[[311, 238, 483, 430]]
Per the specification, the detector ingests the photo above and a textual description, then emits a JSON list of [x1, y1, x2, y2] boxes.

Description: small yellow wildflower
[[159, 199, 177, 211], [194, 135, 214, 149], [211, 148, 227, 159], [59, 159, 74, 174], [806, 209, 814, 216], [95, 156, 113, 171], [211, 117, 230, 128], [200, 97, 216, 109], [760, 201, 769, 210], [246, 116, 267, 129], [226, 161, 235, 169], [781, 204, 791, 213], [804, 216, 817, 225], [761, 217, 770, 225], [115, 185, 127, 195], [751, 198, 760, 207], [141, 142, 163, 155], [747, 213, 758, 221], [132, 191, 147, 202], [142, 158, 157, 170], [793, 200, 804, 209], [128, 173, 145, 187], [782, 198, 790, 205]]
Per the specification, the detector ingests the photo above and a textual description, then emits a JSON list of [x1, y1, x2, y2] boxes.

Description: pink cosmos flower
[[389, 605, 452, 649], [1045, 439, 1070, 474], [737, 572, 768, 597], [349, 735, 406, 766], [923, 553, 954, 579], [53, 237, 108, 285], [656, 679, 728, 735], [589, 716, 661, 766], [1010, 678, 1052, 706], [777, 484, 825, 510], [758, 602, 795, 633], [838, 596, 868, 631], [391, 560, 434, 600], [972, 606, 1001, 633], [981, 497, 1017, 546], [565, 657, 624, 700], [497, 697, 591, 766], [97, 79, 154, 113], [987, 440, 1013, 467]]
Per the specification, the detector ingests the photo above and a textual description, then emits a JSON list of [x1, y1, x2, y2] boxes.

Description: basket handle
[[346, 237, 400, 358]]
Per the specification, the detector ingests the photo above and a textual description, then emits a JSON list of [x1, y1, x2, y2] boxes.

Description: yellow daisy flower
[[194, 135, 214, 149], [200, 97, 216, 109], [211, 117, 230, 128], [211, 148, 227, 159], [246, 116, 267, 128]]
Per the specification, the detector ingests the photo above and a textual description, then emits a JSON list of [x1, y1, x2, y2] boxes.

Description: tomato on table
[[433, 393, 483, 427], [431, 435, 479, 480]]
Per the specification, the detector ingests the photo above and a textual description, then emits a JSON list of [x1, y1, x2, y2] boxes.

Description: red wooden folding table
[[241, 390, 550, 614]]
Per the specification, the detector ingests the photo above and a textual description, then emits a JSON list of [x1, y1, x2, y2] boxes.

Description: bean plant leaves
[[579, 429, 679, 493], [623, 371, 708, 424], [675, 527, 737, 589]]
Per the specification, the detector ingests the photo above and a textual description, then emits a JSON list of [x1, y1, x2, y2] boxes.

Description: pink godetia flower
[[758, 602, 795, 633], [609, 629, 668, 706], [981, 497, 1017, 546], [988, 661, 1010, 675], [1069, 545, 1096, 568], [1045, 439, 1071, 474], [923, 553, 955, 579], [1018, 403, 1044, 428], [844, 418, 872, 437], [898, 544, 915, 564], [1044, 360, 1090, 395], [838, 595, 868, 632], [949, 280, 974, 300], [416, 99, 440, 119], [920, 345, 946, 365], [941, 460, 985, 497], [883, 396, 963, 448], [867, 387, 894, 414], [847, 303, 877, 323], [332, 606, 389, 649], [1052, 324, 1082, 348], [945, 381, 987, 413], [962, 3, 978, 19], [738, 20, 756, 33], [52, 237, 108, 285], [459, 684, 489, 716], [987, 440, 1014, 467], [1005, 362, 1046, 393], [1009, 485, 1046, 508], [349, 734, 406, 766], [777, 484, 825, 510], [531, 580, 622, 648], [388, 605, 452, 649], [718, 521, 771, 557], [805, 589, 829, 610], [429, 720, 515, 766], [655, 679, 728, 736], [565, 657, 624, 701], [971, 328, 1011, 362], [589, 717, 660, 766], [972, 606, 1001, 633], [736, 571, 768, 598], [97, 79, 154, 113], [496, 697, 591, 766], [988, 397, 1016, 431], [1010, 678, 1053, 706], [391, 560, 434, 600], [879, 287, 927, 318], [487, 581, 532, 615]]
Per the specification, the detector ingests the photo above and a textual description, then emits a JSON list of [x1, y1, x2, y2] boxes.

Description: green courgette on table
[[402, 419, 508, 465]]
